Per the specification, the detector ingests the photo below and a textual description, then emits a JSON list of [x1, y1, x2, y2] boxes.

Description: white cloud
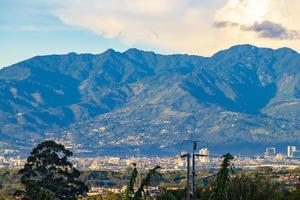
[[50, 0, 218, 54], [215, 0, 271, 25], [50, 0, 300, 55]]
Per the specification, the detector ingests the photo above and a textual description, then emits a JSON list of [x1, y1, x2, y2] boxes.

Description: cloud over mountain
[[50, 0, 216, 54], [49, 0, 300, 55], [241, 21, 299, 40]]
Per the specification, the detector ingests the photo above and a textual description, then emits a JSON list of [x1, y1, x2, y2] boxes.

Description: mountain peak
[[67, 52, 78, 56], [125, 47, 141, 52], [275, 47, 298, 55], [228, 44, 258, 51], [124, 48, 156, 56], [124, 48, 144, 56], [102, 48, 118, 56], [212, 44, 272, 58]]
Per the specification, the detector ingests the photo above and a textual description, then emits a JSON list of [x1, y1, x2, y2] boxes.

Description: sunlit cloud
[[48, 0, 300, 56], [214, 0, 300, 40], [50, 0, 219, 55], [215, 0, 271, 25]]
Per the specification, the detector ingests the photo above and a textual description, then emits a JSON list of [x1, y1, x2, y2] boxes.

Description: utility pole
[[191, 141, 209, 199], [193, 152, 209, 199], [192, 141, 197, 199], [180, 140, 209, 200], [181, 153, 191, 200], [187, 154, 191, 200]]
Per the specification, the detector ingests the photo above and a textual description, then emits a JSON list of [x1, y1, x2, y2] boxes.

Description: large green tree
[[18, 140, 88, 200]]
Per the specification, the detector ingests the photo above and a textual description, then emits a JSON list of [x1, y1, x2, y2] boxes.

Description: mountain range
[[1, 44, 300, 156]]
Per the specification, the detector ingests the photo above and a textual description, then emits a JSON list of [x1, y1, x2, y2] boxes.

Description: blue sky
[[1, 0, 300, 67], [0, 0, 135, 67]]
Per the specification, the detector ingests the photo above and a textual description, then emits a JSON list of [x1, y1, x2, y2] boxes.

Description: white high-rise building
[[199, 148, 209, 156], [199, 148, 209, 163], [287, 146, 296, 158]]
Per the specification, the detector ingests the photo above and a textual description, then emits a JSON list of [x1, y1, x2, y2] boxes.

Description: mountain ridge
[[1, 44, 300, 156]]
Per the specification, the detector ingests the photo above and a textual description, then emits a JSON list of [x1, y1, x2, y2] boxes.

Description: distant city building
[[275, 153, 284, 160], [287, 146, 297, 158], [199, 148, 209, 163], [199, 148, 209, 156], [265, 147, 276, 157], [174, 156, 185, 169]]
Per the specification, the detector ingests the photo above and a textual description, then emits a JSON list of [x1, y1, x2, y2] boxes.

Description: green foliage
[[210, 153, 234, 200], [81, 170, 130, 188], [124, 164, 161, 200], [18, 140, 88, 200], [156, 189, 177, 200], [228, 172, 287, 200], [133, 165, 161, 200], [124, 163, 138, 200], [288, 189, 300, 200], [194, 186, 212, 200], [163, 189, 185, 200], [0, 168, 24, 199]]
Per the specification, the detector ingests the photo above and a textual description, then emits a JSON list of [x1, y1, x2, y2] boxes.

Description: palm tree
[[125, 164, 161, 200], [125, 163, 138, 200], [133, 165, 161, 200], [210, 153, 234, 200]]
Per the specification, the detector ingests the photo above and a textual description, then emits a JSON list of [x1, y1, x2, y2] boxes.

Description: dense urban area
[[2, 142, 300, 199]]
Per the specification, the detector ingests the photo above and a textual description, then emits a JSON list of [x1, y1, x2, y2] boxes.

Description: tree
[[18, 140, 88, 200], [210, 153, 234, 200], [125, 164, 161, 200], [124, 163, 138, 200], [228, 172, 288, 200]]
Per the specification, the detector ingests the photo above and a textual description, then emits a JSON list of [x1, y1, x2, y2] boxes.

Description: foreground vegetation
[[1, 141, 300, 199]]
